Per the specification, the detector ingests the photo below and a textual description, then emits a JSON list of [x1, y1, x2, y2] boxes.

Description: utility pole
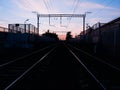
[[32, 13, 89, 35], [24, 19, 29, 33], [83, 14, 86, 36], [37, 13, 39, 35], [82, 12, 92, 39], [32, 11, 39, 35]]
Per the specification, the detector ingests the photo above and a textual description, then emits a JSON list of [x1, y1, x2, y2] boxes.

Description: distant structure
[[41, 30, 59, 42], [0, 26, 8, 48], [0, 26, 8, 32], [66, 32, 72, 41], [8, 24, 38, 35], [80, 17, 120, 58], [4, 24, 38, 48]]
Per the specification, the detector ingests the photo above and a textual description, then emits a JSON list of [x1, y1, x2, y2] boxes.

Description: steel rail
[[68, 44, 120, 72], [0, 44, 57, 67], [4, 47, 56, 90], [66, 45, 107, 90]]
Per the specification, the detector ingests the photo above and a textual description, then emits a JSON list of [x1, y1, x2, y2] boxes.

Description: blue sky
[[0, 0, 120, 39]]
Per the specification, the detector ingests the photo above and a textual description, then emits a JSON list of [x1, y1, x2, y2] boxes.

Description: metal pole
[[37, 14, 39, 35], [83, 12, 91, 36], [24, 19, 29, 33], [83, 14, 86, 36], [114, 25, 116, 56], [49, 14, 50, 25], [24, 24, 26, 33]]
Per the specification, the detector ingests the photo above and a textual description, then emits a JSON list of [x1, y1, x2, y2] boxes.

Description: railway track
[[0, 44, 57, 90], [1, 43, 118, 90], [67, 43, 120, 90]]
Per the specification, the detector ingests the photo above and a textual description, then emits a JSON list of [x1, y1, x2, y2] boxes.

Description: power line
[[49, 0, 54, 12], [43, 0, 56, 26], [90, 0, 114, 17], [44, 0, 54, 13], [73, 0, 80, 13], [43, 0, 50, 13], [67, 0, 80, 28], [71, 0, 77, 12], [67, 0, 77, 27], [84, 0, 115, 27]]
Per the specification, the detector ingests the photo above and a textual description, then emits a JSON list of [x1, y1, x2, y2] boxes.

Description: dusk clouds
[[0, 0, 120, 37]]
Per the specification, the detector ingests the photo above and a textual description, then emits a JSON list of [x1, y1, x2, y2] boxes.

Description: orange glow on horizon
[[58, 35, 66, 40]]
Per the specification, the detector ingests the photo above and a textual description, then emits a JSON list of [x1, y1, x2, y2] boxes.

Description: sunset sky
[[0, 0, 120, 39]]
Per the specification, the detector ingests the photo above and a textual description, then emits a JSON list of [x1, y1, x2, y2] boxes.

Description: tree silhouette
[[66, 32, 72, 41], [42, 30, 59, 41]]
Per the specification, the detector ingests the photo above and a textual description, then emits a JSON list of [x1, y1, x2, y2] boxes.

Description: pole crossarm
[[34, 13, 86, 35], [38, 14, 84, 17]]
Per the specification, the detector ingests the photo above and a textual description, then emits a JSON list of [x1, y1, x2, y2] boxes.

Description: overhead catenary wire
[[43, 0, 56, 26], [67, 0, 77, 25], [66, 0, 80, 28], [78, 0, 115, 28], [43, 0, 50, 13], [90, 0, 114, 17], [49, 0, 54, 13], [48, 0, 56, 26], [71, 0, 77, 13]]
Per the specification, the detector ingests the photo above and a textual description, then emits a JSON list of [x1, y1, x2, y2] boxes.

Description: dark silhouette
[[66, 32, 72, 41], [42, 30, 59, 41]]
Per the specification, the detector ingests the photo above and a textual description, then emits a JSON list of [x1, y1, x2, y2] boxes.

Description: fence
[[0, 26, 8, 32]]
